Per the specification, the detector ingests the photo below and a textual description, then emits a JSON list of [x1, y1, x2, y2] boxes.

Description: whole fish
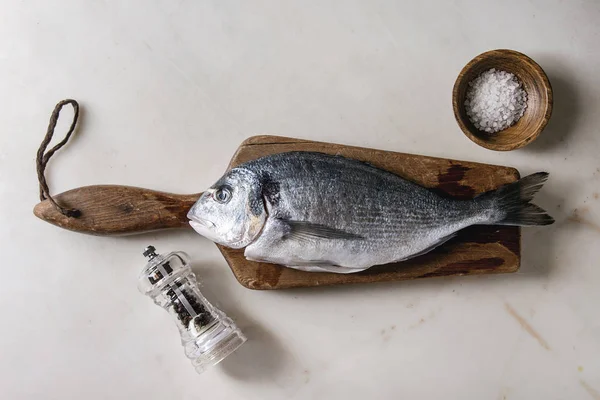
[[187, 152, 553, 273]]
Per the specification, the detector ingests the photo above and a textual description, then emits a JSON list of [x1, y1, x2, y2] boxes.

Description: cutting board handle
[[33, 185, 201, 236]]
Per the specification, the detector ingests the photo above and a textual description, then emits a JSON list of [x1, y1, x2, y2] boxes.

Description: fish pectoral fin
[[283, 220, 363, 241], [396, 232, 458, 262]]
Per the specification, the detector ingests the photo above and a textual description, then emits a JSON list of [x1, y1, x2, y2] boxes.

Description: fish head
[[187, 168, 266, 249]]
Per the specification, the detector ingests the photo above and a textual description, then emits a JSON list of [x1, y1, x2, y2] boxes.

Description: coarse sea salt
[[464, 68, 528, 134]]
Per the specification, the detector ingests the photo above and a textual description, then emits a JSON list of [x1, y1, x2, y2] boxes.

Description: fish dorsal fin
[[282, 220, 364, 241]]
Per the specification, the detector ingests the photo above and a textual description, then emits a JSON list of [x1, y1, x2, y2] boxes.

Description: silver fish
[[188, 152, 553, 273]]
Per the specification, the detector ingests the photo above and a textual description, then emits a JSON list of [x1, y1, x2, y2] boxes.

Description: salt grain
[[464, 68, 528, 134]]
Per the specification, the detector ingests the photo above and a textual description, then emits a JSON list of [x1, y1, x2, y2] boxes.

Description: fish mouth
[[189, 218, 218, 242], [187, 207, 215, 227], [188, 216, 234, 247], [188, 216, 216, 229]]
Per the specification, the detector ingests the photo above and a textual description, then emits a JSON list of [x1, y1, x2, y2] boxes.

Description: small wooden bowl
[[452, 49, 553, 151]]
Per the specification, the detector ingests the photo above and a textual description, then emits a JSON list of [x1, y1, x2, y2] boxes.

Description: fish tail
[[478, 172, 554, 226]]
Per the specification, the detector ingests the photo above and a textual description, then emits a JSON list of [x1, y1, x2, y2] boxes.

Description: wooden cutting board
[[218, 136, 520, 289], [34, 135, 520, 289]]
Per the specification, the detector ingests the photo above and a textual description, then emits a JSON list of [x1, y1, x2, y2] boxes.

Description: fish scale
[[187, 152, 554, 274]]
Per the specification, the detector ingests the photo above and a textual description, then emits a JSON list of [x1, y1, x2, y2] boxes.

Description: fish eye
[[214, 186, 232, 204]]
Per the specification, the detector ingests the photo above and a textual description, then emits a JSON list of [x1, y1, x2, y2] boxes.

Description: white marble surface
[[1, 1, 599, 399]]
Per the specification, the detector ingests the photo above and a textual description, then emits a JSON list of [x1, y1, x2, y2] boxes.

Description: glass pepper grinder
[[138, 245, 246, 374]]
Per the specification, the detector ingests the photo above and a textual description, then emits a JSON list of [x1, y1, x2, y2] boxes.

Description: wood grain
[[217, 135, 521, 289], [452, 49, 553, 151], [33, 185, 200, 235], [33, 135, 521, 290]]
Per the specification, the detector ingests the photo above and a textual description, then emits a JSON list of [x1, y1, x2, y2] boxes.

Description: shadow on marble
[[187, 261, 292, 382], [518, 185, 563, 278], [521, 57, 581, 152], [217, 318, 291, 382]]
